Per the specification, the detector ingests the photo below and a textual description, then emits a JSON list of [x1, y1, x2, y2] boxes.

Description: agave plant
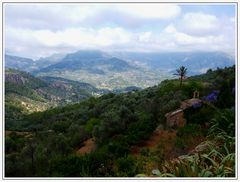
[[208, 109, 235, 137], [153, 109, 235, 177], [156, 147, 235, 177]]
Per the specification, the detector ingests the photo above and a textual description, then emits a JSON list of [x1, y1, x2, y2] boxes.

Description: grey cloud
[[5, 4, 177, 31], [5, 5, 79, 31]]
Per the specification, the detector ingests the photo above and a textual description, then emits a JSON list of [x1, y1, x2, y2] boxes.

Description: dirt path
[[131, 128, 177, 156], [76, 138, 96, 155], [5, 130, 32, 138]]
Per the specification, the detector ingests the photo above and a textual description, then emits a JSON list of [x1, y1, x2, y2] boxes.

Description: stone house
[[165, 109, 186, 128], [165, 91, 202, 128]]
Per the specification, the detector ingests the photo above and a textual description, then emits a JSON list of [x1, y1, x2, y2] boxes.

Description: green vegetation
[[5, 66, 235, 177], [155, 108, 235, 177], [5, 69, 106, 115]]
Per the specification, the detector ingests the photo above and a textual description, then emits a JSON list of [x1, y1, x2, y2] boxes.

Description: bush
[[184, 105, 215, 125], [177, 124, 202, 137], [51, 120, 69, 133], [116, 156, 138, 177], [127, 112, 154, 144], [85, 118, 101, 134], [5, 136, 17, 153], [140, 148, 150, 156], [108, 139, 129, 158], [175, 137, 184, 149]]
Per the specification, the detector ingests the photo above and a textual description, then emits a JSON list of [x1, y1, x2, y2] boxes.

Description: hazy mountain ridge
[[113, 51, 235, 75], [5, 55, 37, 72], [35, 51, 133, 74], [35, 53, 66, 69], [32, 50, 170, 90], [5, 50, 234, 90]]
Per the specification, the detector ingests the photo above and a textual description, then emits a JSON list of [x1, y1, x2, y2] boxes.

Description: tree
[[174, 66, 187, 87]]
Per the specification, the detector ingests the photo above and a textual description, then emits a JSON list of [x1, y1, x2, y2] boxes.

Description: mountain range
[[5, 50, 234, 90], [113, 51, 235, 75]]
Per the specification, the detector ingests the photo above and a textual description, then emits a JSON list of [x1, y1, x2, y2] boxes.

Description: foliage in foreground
[[151, 109, 235, 177]]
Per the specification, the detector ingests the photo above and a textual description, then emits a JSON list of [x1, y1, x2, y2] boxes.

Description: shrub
[[116, 156, 137, 177], [175, 137, 184, 149], [85, 118, 101, 134], [140, 148, 150, 156], [108, 139, 130, 157], [177, 124, 202, 137], [51, 120, 69, 133], [184, 105, 215, 125], [5, 136, 17, 153]]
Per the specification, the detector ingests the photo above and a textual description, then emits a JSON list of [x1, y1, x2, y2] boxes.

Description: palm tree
[[174, 66, 187, 87]]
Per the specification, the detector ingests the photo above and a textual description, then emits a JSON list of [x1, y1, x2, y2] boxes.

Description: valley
[[36, 68, 166, 90]]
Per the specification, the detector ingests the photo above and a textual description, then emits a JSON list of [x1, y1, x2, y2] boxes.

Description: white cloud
[[5, 26, 133, 58], [5, 21, 235, 59], [5, 4, 106, 31], [178, 12, 220, 36], [117, 4, 181, 19], [4, 4, 235, 59], [164, 24, 177, 33], [139, 32, 152, 42], [159, 12, 235, 53], [97, 27, 131, 45], [156, 20, 234, 53], [175, 32, 207, 45], [184, 12, 218, 29]]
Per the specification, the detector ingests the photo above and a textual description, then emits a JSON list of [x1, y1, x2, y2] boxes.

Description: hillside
[[5, 69, 106, 117], [5, 66, 235, 177]]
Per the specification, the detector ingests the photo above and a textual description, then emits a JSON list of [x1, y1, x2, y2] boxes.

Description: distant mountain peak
[[64, 50, 110, 60]]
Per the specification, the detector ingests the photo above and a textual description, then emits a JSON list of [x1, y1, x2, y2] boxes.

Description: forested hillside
[[5, 69, 107, 124], [5, 66, 235, 177]]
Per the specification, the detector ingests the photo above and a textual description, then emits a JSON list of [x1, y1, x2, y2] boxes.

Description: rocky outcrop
[[5, 74, 27, 85]]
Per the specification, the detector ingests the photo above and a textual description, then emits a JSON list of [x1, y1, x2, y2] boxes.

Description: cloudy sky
[[4, 3, 236, 59]]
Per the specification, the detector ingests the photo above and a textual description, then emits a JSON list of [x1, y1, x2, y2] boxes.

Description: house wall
[[165, 98, 202, 128], [166, 110, 186, 128]]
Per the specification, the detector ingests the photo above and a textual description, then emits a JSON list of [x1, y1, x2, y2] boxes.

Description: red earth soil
[[76, 138, 96, 155], [131, 128, 176, 156]]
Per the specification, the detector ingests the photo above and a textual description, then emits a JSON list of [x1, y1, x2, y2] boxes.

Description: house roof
[[180, 98, 202, 110], [165, 98, 202, 117], [165, 109, 183, 117]]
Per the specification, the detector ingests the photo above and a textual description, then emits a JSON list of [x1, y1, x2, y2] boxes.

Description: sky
[[4, 3, 236, 60]]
